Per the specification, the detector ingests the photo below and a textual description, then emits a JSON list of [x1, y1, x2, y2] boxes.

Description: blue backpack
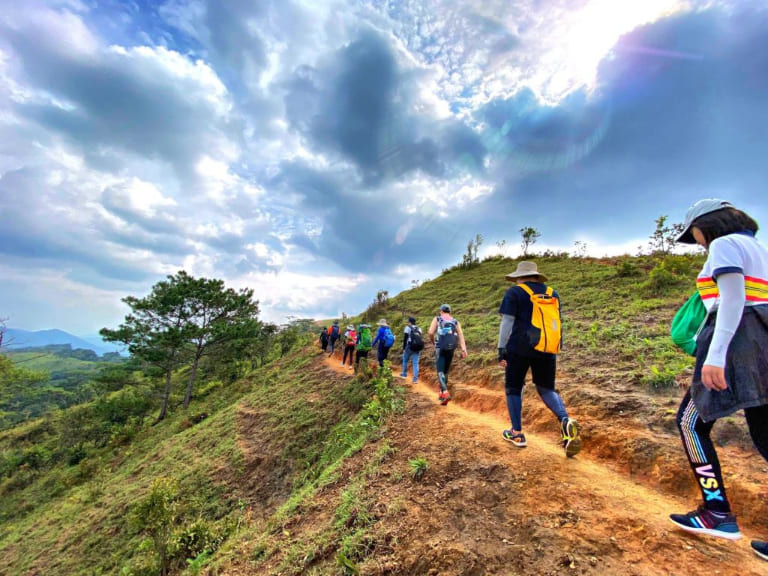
[[384, 326, 395, 347]]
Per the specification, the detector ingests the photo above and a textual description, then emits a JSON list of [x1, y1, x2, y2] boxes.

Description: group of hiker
[[317, 198, 768, 562], [318, 262, 580, 458]]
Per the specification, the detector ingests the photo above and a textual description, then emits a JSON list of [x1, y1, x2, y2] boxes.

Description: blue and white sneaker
[[669, 506, 742, 540], [752, 541, 768, 561], [502, 429, 527, 447]]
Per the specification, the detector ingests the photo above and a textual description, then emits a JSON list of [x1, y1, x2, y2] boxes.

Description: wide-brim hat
[[376, 318, 388, 326], [346, 325, 354, 330], [505, 261, 547, 281], [676, 198, 733, 244]]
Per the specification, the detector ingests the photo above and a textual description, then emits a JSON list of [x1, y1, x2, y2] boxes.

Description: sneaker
[[502, 429, 527, 447], [669, 506, 742, 540], [438, 390, 452, 405], [752, 541, 768, 561], [398, 373, 407, 378], [561, 417, 582, 458], [412, 378, 418, 384]]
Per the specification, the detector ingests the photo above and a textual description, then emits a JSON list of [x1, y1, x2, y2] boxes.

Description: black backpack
[[408, 327, 424, 352], [436, 317, 458, 351]]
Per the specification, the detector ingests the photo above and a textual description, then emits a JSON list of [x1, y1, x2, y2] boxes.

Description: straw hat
[[505, 261, 547, 281]]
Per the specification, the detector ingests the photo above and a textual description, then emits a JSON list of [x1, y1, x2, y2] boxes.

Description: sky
[[1, 0, 768, 336]]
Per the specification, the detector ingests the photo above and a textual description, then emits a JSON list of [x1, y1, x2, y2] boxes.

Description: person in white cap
[[666, 199, 768, 559], [341, 324, 357, 369], [497, 261, 581, 457]]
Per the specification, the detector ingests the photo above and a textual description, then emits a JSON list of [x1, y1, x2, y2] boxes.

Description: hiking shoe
[[752, 541, 768, 561], [502, 429, 527, 447], [561, 417, 582, 458], [398, 372, 407, 378], [669, 506, 742, 540], [412, 378, 418, 384], [438, 390, 452, 405]]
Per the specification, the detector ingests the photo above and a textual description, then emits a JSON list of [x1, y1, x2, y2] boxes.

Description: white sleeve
[[704, 272, 745, 368]]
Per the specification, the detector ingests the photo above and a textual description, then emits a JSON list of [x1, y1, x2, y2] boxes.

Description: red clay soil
[[230, 348, 768, 576]]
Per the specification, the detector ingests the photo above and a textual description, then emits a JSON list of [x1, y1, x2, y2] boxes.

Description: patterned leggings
[[677, 390, 768, 513]]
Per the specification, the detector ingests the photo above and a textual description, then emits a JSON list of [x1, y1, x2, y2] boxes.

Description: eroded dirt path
[[321, 351, 766, 575]]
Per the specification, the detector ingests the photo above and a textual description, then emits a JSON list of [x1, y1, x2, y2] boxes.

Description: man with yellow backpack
[[497, 261, 581, 457]]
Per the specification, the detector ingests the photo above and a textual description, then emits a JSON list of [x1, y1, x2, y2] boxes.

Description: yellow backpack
[[518, 284, 561, 354]]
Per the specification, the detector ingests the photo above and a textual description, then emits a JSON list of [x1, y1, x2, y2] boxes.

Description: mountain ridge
[[2, 327, 120, 356]]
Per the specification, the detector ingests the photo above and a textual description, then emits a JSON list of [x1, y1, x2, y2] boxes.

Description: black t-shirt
[[499, 281, 560, 356]]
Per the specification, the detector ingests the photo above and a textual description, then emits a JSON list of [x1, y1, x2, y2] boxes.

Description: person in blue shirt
[[498, 261, 581, 457], [371, 318, 395, 368]]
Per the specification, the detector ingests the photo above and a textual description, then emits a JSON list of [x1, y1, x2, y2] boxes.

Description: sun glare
[[542, 0, 686, 100]]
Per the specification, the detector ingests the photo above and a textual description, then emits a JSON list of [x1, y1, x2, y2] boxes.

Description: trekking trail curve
[[322, 352, 765, 575]]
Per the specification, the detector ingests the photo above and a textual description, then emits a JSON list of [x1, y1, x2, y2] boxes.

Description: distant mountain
[[2, 328, 123, 356]]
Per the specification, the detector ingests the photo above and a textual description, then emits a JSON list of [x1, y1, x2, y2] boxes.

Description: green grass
[[0, 344, 387, 576], [382, 253, 702, 385]]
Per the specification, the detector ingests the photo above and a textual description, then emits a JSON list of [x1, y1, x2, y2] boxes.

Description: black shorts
[[504, 352, 556, 393]]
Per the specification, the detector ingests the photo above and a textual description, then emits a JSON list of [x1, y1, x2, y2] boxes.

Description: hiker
[[665, 199, 768, 558], [371, 318, 395, 368], [341, 324, 356, 369], [428, 304, 467, 405], [497, 261, 581, 457], [399, 316, 424, 384], [319, 328, 329, 352], [355, 323, 373, 372], [327, 320, 340, 356]]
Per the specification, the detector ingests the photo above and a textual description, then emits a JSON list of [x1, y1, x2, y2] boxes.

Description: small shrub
[[643, 366, 678, 390], [644, 264, 682, 295], [615, 260, 640, 278], [409, 457, 429, 482]]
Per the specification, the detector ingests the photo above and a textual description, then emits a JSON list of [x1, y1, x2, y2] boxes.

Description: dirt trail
[[320, 351, 766, 575]]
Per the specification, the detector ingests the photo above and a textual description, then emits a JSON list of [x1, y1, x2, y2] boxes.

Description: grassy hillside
[[370, 252, 702, 387], [1, 253, 718, 575]]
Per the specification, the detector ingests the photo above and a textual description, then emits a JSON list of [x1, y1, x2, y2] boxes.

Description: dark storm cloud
[[471, 4, 768, 246], [283, 30, 485, 184]]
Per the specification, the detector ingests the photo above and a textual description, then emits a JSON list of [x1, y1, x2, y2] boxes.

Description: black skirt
[[691, 305, 768, 421]]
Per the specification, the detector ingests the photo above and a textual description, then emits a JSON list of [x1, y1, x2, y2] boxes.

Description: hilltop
[[1, 254, 766, 575]]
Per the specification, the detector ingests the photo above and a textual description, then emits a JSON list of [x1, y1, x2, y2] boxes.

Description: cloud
[[2, 0, 768, 336], [283, 29, 486, 183], [1, 5, 237, 185]]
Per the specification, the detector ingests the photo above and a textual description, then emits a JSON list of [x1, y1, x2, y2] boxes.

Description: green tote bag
[[670, 291, 707, 356]]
